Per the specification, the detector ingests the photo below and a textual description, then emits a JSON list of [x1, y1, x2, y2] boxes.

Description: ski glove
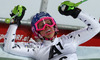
[[58, 1, 81, 18], [10, 5, 26, 26]]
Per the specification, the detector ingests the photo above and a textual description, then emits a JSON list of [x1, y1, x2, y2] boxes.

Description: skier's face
[[38, 20, 55, 38]]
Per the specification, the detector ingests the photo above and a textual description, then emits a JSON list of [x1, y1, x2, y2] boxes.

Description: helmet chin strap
[[44, 36, 55, 41]]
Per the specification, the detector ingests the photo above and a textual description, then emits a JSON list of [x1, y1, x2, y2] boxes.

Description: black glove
[[58, 1, 81, 18], [10, 5, 26, 26]]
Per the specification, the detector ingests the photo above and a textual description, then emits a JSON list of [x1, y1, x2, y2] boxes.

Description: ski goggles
[[34, 17, 56, 31]]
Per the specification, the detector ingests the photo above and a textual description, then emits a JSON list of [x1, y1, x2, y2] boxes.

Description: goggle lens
[[35, 17, 55, 31]]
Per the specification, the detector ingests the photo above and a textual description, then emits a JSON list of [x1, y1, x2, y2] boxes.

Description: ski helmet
[[31, 12, 58, 40]]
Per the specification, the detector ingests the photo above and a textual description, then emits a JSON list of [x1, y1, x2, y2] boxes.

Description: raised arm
[[58, 1, 100, 45], [3, 5, 37, 58], [73, 11, 100, 45]]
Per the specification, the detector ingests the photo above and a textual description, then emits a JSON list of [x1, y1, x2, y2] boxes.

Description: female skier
[[3, 1, 100, 60]]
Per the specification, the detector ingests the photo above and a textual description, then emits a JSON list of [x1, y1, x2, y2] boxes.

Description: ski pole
[[75, 0, 87, 7], [63, 0, 87, 11], [5, 5, 25, 24], [5, 13, 20, 24]]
